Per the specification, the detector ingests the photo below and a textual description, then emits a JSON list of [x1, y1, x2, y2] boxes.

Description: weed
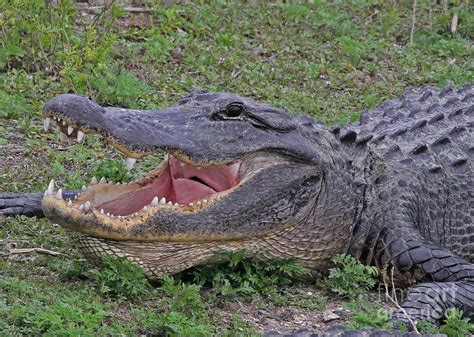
[[221, 314, 261, 337], [190, 252, 310, 299], [272, 288, 327, 311], [92, 159, 130, 183], [345, 302, 473, 337], [131, 308, 215, 336], [416, 320, 440, 334], [158, 275, 207, 319], [87, 256, 151, 299], [439, 308, 474, 337], [344, 299, 395, 331], [26, 295, 109, 336], [326, 254, 379, 299], [48, 259, 92, 280], [349, 306, 391, 330]]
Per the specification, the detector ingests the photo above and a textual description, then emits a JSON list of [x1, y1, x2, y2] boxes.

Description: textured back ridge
[[334, 84, 473, 174]]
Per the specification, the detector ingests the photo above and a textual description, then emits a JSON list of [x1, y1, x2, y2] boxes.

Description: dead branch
[[382, 267, 420, 334], [9, 247, 64, 257], [410, 0, 418, 46]]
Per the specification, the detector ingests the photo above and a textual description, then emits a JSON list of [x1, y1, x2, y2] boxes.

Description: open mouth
[[42, 114, 243, 218]]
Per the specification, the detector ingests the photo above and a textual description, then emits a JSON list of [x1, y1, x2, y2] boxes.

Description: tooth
[[167, 201, 173, 205], [84, 201, 91, 212], [77, 130, 85, 143], [59, 132, 67, 142], [100, 209, 104, 214], [67, 200, 72, 207], [159, 197, 167, 205], [62, 120, 66, 126], [202, 199, 208, 204], [151, 197, 159, 206], [189, 203, 194, 206], [142, 206, 147, 211], [78, 204, 84, 211], [55, 188, 63, 200], [174, 202, 179, 206], [107, 212, 111, 216], [45, 179, 55, 196], [99, 177, 107, 184], [118, 215, 122, 219], [116, 182, 121, 185], [44, 117, 51, 131], [91, 177, 98, 185], [196, 201, 201, 205], [67, 126, 74, 135], [125, 157, 136, 171]]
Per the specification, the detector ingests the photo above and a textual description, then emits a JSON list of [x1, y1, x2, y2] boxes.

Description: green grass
[[1, 0, 473, 335]]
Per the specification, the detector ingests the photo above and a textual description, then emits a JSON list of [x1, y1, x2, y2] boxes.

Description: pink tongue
[[169, 156, 240, 204], [98, 157, 241, 215], [172, 179, 216, 204], [169, 156, 240, 192]]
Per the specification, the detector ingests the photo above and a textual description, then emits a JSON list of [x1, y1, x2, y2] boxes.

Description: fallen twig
[[75, 4, 153, 14], [410, 0, 417, 46], [382, 267, 420, 334], [9, 247, 64, 257]]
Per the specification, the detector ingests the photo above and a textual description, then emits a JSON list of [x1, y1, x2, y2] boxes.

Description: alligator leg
[[0, 190, 78, 218], [377, 231, 474, 324]]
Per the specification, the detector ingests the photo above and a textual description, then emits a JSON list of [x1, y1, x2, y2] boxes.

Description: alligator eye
[[225, 104, 244, 118]]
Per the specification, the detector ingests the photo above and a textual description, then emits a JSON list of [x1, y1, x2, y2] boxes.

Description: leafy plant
[[416, 308, 473, 337], [158, 275, 207, 319], [345, 301, 391, 330], [439, 308, 473, 337], [92, 159, 130, 183], [190, 251, 310, 299], [27, 295, 109, 336], [131, 308, 214, 337], [87, 256, 151, 299], [351, 308, 391, 330], [326, 254, 379, 298], [416, 320, 440, 334]]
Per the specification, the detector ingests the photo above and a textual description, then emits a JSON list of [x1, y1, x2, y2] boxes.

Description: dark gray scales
[[335, 85, 473, 323]]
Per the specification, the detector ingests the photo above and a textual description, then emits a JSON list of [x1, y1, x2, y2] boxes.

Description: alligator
[[1, 85, 473, 328]]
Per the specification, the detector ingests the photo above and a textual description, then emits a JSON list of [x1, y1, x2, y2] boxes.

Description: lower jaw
[[68, 223, 301, 277], [69, 231, 248, 277]]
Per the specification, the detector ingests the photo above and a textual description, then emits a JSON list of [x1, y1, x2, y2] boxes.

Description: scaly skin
[[1, 85, 473, 328]]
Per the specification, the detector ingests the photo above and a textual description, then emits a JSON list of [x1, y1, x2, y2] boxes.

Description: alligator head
[[42, 89, 354, 277]]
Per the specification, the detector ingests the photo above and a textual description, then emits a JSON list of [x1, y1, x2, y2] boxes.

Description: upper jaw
[[43, 94, 322, 167]]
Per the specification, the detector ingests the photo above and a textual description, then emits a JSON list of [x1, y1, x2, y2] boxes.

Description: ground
[[0, 1, 472, 336]]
